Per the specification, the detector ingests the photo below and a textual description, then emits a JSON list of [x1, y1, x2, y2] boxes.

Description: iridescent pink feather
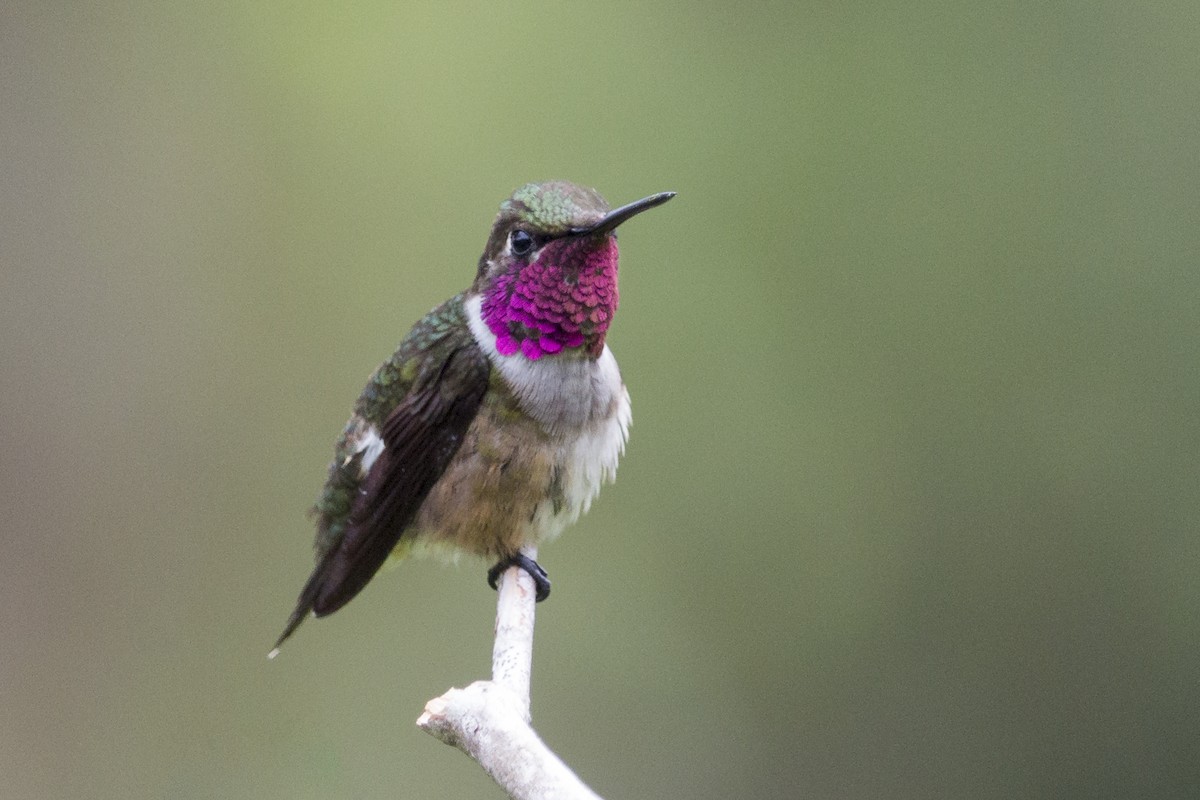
[[481, 236, 620, 360]]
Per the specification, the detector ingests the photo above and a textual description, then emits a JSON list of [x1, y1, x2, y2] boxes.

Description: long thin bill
[[568, 191, 676, 236]]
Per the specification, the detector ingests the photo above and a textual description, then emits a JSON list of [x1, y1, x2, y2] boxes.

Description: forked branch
[[416, 547, 604, 800]]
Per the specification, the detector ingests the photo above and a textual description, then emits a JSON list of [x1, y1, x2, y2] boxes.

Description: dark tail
[[267, 530, 396, 659], [268, 558, 334, 659]]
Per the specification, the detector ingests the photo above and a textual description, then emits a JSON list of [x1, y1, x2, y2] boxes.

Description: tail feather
[[267, 558, 331, 658], [268, 528, 397, 659]]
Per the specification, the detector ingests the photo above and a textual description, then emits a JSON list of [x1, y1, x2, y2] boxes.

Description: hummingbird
[[271, 181, 674, 655]]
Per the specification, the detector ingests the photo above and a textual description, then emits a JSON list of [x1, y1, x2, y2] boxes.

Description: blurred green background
[[3, 2, 1198, 798]]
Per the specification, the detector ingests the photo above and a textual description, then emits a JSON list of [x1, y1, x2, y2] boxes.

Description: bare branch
[[490, 546, 537, 716], [417, 547, 605, 800]]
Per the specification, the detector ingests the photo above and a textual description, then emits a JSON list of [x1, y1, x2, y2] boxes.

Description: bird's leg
[[487, 553, 551, 602]]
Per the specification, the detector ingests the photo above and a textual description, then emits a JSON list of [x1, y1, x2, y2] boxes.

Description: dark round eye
[[510, 229, 535, 256]]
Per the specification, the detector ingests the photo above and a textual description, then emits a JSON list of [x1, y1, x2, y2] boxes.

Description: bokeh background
[[3, 2, 1198, 798]]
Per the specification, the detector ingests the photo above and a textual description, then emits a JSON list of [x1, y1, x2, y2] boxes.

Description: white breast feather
[[465, 294, 631, 542]]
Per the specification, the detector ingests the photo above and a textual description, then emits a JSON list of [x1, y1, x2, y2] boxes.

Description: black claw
[[487, 553, 551, 602]]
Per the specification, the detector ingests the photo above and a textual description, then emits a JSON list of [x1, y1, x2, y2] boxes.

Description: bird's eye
[[510, 230, 535, 256]]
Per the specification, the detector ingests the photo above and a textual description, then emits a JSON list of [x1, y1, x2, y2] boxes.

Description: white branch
[[490, 546, 537, 716], [417, 546, 604, 800]]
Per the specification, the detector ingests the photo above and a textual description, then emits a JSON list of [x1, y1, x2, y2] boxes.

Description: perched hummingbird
[[271, 181, 674, 655]]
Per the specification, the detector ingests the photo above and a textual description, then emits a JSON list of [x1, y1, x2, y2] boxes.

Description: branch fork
[[416, 547, 603, 800]]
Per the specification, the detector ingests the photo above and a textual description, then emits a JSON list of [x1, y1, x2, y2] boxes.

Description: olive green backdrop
[[2, 2, 1197, 798]]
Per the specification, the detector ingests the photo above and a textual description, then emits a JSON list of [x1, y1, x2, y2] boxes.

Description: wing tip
[[268, 603, 314, 660]]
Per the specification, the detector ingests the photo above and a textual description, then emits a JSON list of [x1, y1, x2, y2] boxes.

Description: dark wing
[[271, 341, 489, 653]]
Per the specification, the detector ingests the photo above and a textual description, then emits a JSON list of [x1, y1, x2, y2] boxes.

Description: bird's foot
[[487, 553, 551, 602]]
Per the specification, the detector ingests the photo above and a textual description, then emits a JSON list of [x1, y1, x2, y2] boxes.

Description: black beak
[[568, 191, 676, 237]]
